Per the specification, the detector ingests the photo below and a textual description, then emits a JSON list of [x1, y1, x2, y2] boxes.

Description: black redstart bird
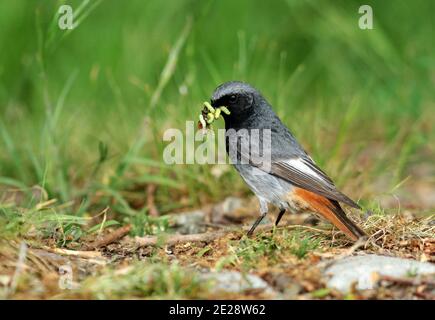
[[210, 81, 366, 241]]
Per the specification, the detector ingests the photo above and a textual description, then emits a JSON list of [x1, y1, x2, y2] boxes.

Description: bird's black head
[[210, 81, 260, 121]]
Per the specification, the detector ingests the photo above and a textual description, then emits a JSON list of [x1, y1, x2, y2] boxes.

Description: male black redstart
[[210, 81, 366, 241]]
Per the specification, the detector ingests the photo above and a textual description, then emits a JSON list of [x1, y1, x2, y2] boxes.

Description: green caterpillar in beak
[[198, 101, 230, 132]]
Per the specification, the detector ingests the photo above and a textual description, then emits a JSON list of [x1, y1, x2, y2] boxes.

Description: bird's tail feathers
[[294, 188, 366, 241]]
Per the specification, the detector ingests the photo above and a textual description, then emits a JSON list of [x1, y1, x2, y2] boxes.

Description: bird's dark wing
[[227, 123, 360, 209], [267, 156, 361, 209]]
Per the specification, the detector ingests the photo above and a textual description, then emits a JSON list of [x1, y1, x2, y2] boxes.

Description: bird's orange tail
[[294, 188, 366, 241]]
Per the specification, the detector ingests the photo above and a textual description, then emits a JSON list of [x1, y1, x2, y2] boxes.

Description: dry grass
[[1, 201, 433, 299]]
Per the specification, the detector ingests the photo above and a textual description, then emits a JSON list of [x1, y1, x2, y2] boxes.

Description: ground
[[1, 189, 433, 299]]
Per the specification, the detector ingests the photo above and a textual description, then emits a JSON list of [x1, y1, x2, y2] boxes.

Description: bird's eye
[[228, 94, 237, 104]]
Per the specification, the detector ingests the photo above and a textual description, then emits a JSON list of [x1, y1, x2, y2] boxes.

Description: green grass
[[289, 232, 321, 259], [74, 261, 210, 299], [0, 0, 433, 240], [221, 229, 321, 271]]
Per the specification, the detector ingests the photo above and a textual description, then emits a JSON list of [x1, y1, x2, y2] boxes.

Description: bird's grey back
[[225, 86, 308, 160]]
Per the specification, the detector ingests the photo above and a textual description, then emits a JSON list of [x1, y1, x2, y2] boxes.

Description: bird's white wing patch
[[285, 158, 322, 180]]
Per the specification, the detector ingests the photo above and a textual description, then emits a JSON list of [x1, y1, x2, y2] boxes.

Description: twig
[[415, 291, 434, 300], [8, 242, 27, 297], [146, 184, 159, 217], [135, 230, 228, 247], [42, 246, 103, 259], [135, 221, 315, 247], [86, 224, 132, 250], [335, 237, 367, 259], [376, 274, 435, 287], [317, 236, 370, 269]]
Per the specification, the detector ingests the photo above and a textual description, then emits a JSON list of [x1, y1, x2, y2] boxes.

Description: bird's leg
[[247, 213, 266, 236], [274, 208, 286, 226], [247, 199, 268, 236]]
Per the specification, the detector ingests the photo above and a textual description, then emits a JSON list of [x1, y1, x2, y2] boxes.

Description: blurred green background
[[0, 0, 433, 229]]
